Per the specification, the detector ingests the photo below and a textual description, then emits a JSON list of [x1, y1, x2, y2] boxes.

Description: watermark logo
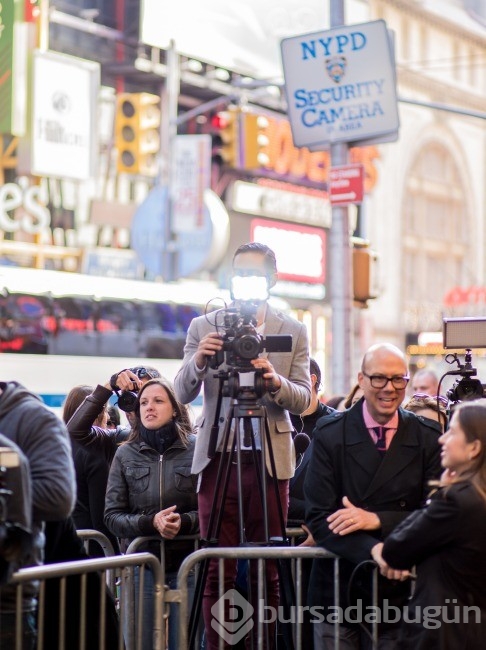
[[211, 589, 254, 645], [211, 592, 482, 642]]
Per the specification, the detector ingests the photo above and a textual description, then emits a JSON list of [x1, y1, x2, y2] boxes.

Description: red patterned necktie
[[374, 426, 388, 452]]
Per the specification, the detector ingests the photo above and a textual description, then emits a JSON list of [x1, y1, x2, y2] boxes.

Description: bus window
[[0, 267, 232, 360], [95, 299, 138, 332], [54, 296, 94, 332], [0, 294, 49, 353], [155, 302, 178, 333], [176, 305, 202, 332]]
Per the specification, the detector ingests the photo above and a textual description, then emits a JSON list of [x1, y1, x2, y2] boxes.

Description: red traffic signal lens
[[210, 112, 230, 130]]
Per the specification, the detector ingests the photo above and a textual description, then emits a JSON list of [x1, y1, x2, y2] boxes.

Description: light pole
[[329, 0, 353, 394]]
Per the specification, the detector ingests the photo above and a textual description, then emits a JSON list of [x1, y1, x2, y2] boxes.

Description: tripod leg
[[262, 412, 288, 542], [238, 409, 294, 650], [189, 408, 237, 649], [261, 410, 295, 650]]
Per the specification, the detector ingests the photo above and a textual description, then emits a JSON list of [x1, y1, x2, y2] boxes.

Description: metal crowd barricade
[[77, 529, 117, 557], [7, 534, 381, 650], [175, 545, 381, 650], [124, 534, 200, 649], [77, 529, 117, 593], [9, 552, 164, 650]]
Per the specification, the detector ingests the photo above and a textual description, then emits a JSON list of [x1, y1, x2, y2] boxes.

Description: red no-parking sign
[[330, 163, 364, 205]]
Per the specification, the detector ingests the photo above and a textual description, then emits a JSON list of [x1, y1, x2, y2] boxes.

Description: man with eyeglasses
[[305, 343, 442, 650]]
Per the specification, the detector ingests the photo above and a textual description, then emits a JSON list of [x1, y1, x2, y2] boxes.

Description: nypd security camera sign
[[280, 20, 399, 148]]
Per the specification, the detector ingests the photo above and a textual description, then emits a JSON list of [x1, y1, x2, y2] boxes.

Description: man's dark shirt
[[288, 401, 334, 525]]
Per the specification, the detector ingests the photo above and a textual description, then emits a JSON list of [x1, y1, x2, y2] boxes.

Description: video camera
[[441, 317, 486, 405], [207, 274, 292, 401], [209, 301, 292, 371]]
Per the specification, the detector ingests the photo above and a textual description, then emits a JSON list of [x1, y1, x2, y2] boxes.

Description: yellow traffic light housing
[[353, 240, 380, 307], [210, 108, 239, 168], [115, 92, 161, 176], [240, 112, 270, 170]]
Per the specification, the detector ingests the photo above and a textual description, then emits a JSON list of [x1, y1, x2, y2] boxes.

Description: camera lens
[[234, 333, 261, 360], [117, 391, 139, 412]]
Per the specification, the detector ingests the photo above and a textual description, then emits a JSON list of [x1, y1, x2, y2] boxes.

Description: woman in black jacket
[[63, 384, 121, 556], [372, 399, 486, 649], [104, 377, 198, 650]]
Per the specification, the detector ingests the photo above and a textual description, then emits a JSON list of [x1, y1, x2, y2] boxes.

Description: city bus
[[0, 265, 235, 417]]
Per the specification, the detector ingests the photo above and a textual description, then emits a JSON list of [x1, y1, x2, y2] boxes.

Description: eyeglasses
[[129, 367, 159, 380], [363, 372, 409, 389], [412, 392, 448, 407]]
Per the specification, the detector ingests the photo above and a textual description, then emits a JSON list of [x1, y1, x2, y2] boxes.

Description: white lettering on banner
[[275, 280, 325, 300], [231, 181, 331, 228], [0, 182, 50, 234]]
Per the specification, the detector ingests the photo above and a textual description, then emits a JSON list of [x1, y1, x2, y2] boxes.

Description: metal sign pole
[[329, 0, 353, 394], [160, 40, 179, 281]]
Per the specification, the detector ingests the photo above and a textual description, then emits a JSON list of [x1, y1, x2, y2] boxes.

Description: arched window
[[402, 142, 470, 332]]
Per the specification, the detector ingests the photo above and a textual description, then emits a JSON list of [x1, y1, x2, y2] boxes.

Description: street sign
[[131, 185, 229, 279], [330, 164, 364, 205], [171, 134, 211, 233], [280, 20, 399, 148]]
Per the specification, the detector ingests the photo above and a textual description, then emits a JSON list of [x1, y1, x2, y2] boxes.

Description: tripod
[[188, 369, 296, 650]]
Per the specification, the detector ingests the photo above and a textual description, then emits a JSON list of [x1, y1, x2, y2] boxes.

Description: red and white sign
[[330, 163, 364, 205], [171, 134, 212, 233]]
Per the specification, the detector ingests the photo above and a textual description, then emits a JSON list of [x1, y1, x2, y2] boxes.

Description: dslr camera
[[110, 367, 160, 412]]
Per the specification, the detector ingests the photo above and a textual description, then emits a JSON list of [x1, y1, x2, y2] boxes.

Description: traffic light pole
[[329, 0, 353, 394], [160, 46, 240, 282]]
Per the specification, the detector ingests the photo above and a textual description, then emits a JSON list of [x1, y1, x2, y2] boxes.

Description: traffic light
[[210, 108, 239, 167], [353, 240, 380, 307], [115, 92, 161, 176], [240, 112, 270, 170]]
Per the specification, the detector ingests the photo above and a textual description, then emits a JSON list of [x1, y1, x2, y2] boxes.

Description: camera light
[[231, 275, 269, 302]]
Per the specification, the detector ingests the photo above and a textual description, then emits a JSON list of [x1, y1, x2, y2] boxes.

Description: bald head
[[361, 343, 408, 374], [411, 369, 439, 396], [358, 343, 409, 424]]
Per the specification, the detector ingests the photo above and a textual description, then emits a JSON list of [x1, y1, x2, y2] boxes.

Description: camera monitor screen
[[443, 317, 486, 349]]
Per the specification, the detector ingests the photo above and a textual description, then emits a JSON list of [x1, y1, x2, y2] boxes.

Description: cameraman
[[174, 242, 311, 650], [0, 380, 76, 648]]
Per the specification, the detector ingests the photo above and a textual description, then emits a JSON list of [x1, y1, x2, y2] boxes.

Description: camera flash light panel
[[443, 317, 486, 349], [231, 275, 269, 302]]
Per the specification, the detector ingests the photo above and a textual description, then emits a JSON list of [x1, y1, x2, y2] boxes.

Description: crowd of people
[[0, 241, 485, 650]]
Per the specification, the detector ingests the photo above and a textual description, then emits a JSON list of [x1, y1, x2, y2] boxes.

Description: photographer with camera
[[104, 377, 198, 650], [67, 366, 161, 465], [174, 242, 311, 650]]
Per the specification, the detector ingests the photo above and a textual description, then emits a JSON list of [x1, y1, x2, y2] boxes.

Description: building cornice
[[397, 66, 486, 114], [377, 0, 486, 46]]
